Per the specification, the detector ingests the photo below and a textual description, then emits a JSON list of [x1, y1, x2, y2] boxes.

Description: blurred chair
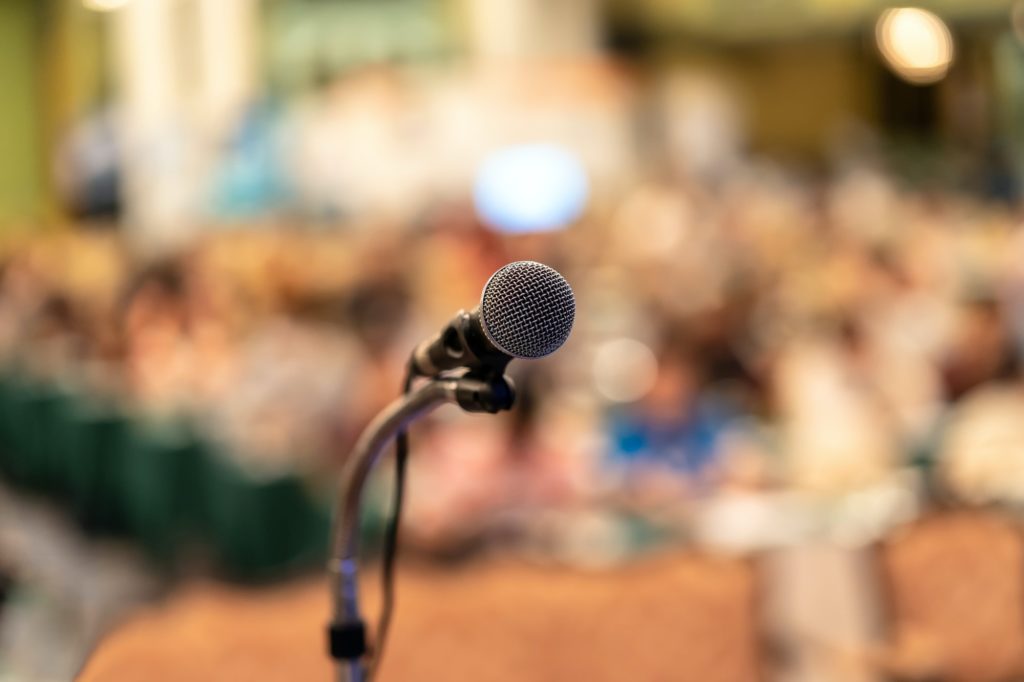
[[119, 420, 207, 566], [65, 402, 132, 533], [879, 511, 1024, 682], [197, 445, 329, 580]]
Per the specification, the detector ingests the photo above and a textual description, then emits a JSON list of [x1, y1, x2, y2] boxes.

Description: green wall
[[0, 0, 43, 224]]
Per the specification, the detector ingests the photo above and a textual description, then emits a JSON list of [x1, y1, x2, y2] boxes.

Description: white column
[[112, 0, 259, 251], [196, 0, 258, 137], [112, 0, 193, 250]]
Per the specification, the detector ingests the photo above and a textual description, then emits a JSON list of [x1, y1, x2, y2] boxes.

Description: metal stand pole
[[327, 374, 514, 681]]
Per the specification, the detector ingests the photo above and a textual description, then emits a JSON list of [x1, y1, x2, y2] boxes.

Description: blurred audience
[[3, 153, 1024, 559]]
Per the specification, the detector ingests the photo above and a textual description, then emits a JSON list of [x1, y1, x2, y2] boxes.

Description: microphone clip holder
[[412, 310, 513, 379], [454, 370, 515, 414], [327, 371, 515, 681]]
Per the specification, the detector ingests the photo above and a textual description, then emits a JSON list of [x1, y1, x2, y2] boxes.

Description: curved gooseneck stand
[[327, 373, 515, 682]]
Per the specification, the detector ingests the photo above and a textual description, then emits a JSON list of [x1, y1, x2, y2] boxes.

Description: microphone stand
[[327, 372, 515, 682]]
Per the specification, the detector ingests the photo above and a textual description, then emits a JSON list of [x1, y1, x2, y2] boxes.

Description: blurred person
[[284, 66, 426, 224], [500, 368, 589, 505], [846, 250, 949, 446], [687, 291, 767, 417], [939, 379, 1024, 505], [604, 334, 741, 500], [941, 296, 1018, 402], [119, 260, 195, 412], [0, 257, 49, 363], [206, 314, 352, 474], [603, 180, 730, 318], [0, 243, 128, 393], [177, 247, 258, 404], [774, 333, 900, 494], [656, 71, 744, 185], [411, 201, 509, 323], [21, 293, 86, 382], [400, 410, 514, 557], [209, 96, 291, 220], [401, 372, 594, 559], [1000, 225, 1024, 367], [826, 166, 899, 247], [53, 104, 121, 222], [187, 241, 384, 472], [331, 265, 415, 454], [281, 67, 351, 223]]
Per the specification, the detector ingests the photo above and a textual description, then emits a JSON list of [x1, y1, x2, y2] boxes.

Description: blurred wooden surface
[[79, 553, 760, 682], [882, 511, 1024, 682]]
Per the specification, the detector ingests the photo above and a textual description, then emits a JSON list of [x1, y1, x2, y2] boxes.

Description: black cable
[[369, 366, 415, 680]]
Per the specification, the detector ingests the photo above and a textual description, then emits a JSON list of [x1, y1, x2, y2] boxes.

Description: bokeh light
[[473, 144, 589, 234], [592, 338, 658, 403], [875, 7, 954, 84]]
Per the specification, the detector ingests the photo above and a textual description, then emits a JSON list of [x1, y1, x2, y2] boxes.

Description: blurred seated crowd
[[3, 161, 1024, 563]]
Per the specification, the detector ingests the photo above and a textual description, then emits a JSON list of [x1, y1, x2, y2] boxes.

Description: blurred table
[[80, 554, 760, 682]]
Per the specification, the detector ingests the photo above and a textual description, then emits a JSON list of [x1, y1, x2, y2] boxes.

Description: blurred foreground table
[[80, 554, 759, 682]]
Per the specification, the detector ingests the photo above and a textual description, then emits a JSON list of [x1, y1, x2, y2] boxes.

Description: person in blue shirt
[[606, 339, 740, 487]]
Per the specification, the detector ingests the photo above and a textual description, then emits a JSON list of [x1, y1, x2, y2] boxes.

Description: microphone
[[411, 260, 576, 378], [328, 261, 574, 681]]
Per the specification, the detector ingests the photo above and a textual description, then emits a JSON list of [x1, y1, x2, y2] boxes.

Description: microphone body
[[410, 260, 575, 378]]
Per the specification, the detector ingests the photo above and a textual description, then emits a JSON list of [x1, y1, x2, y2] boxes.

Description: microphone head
[[479, 261, 575, 359]]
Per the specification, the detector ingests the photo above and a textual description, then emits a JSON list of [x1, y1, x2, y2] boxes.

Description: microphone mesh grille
[[479, 261, 575, 359]]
